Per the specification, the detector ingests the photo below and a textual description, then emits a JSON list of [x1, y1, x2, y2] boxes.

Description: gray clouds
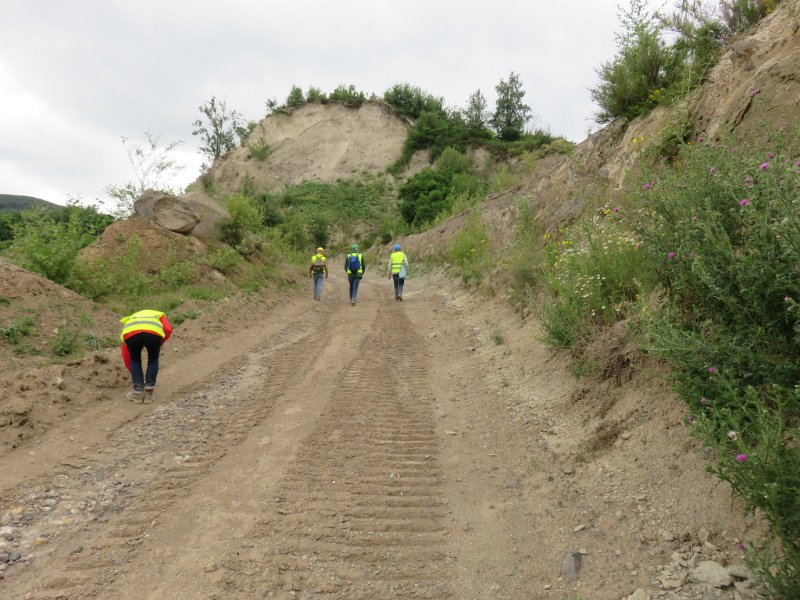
[[0, 0, 631, 207]]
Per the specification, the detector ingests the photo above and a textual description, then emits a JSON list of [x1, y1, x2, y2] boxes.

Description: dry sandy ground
[[0, 266, 764, 599]]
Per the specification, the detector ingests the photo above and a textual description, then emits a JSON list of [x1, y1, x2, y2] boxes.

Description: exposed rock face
[[133, 189, 229, 239], [134, 190, 200, 234], [178, 191, 230, 239]]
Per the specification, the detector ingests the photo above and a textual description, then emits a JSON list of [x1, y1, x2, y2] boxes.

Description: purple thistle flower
[[736, 453, 747, 463], [731, 147, 737, 153], [708, 166, 717, 174], [768, 152, 775, 159], [687, 415, 696, 423], [689, 251, 696, 258], [667, 251, 676, 260], [697, 136, 705, 143], [613, 206, 620, 213], [740, 198, 750, 207], [759, 161, 769, 171], [699, 396, 707, 404], [643, 183, 651, 191], [750, 88, 760, 96], [708, 366, 718, 374]]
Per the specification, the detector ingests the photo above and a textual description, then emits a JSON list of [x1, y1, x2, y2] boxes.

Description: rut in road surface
[[3, 300, 452, 600], [214, 309, 450, 599]]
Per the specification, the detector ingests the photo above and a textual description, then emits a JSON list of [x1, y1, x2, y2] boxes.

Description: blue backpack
[[347, 253, 361, 272]]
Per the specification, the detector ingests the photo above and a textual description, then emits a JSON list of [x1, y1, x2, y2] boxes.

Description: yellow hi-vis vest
[[390, 251, 406, 274], [120, 309, 166, 341]]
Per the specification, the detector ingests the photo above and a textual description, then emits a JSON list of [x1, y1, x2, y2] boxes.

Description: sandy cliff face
[[196, 101, 410, 198]]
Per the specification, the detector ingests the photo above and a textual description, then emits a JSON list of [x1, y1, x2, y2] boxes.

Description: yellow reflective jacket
[[120, 309, 166, 341]]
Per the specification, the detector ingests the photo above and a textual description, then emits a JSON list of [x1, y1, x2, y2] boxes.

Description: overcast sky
[[0, 0, 660, 210]]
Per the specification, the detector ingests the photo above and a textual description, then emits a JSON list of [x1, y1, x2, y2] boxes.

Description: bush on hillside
[[398, 148, 486, 226], [383, 84, 444, 119], [632, 125, 800, 596], [328, 84, 366, 107], [286, 85, 306, 108], [218, 195, 264, 249], [593, 0, 782, 124], [6, 204, 110, 284]]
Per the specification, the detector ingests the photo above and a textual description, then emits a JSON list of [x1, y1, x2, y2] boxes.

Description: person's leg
[[392, 274, 400, 299], [142, 333, 162, 389], [398, 276, 405, 299], [124, 335, 146, 391], [349, 276, 355, 304], [351, 276, 361, 304], [314, 273, 324, 300]]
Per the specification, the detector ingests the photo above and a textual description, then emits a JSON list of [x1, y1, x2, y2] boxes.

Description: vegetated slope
[[194, 101, 413, 199], [0, 194, 61, 212], [399, 0, 800, 260]]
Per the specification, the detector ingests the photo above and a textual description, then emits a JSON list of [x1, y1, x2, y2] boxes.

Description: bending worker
[[120, 309, 172, 403], [388, 243, 409, 301]]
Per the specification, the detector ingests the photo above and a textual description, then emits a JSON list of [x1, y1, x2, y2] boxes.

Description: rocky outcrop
[[133, 189, 229, 239]]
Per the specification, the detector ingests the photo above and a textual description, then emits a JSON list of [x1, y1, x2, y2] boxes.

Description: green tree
[[490, 72, 532, 142], [192, 95, 245, 167], [464, 89, 490, 138], [104, 132, 184, 218], [591, 0, 675, 123]]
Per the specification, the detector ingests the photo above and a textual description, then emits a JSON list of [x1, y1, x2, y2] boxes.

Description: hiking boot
[[143, 387, 155, 403], [398, 296, 403, 301], [127, 389, 144, 403]]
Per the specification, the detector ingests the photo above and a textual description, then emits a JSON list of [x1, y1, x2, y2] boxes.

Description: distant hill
[[0, 194, 61, 212]]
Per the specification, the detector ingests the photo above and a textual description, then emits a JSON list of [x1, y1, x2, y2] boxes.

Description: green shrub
[[306, 86, 327, 103], [448, 215, 492, 286], [249, 137, 270, 161], [51, 328, 79, 356], [630, 124, 800, 595], [204, 246, 243, 274], [7, 206, 99, 284], [537, 208, 653, 348], [285, 85, 306, 108], [329, 84, 366, 107], [383, 84, 444, 118], [218, 195, 263, 248]]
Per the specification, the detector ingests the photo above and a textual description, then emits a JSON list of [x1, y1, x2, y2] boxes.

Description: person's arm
[[121, 342, 131, 372], [324, 259, 328, 277], [160, 315, 173, 343]]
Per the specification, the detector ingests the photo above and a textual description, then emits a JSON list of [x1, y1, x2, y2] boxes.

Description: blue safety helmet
[[393, 244, 401, 251]]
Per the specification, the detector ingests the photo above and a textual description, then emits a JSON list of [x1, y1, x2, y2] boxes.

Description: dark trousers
[[125, 332, 162, 390], [348, 275, 361, 303], [392, 273, 405, 298]]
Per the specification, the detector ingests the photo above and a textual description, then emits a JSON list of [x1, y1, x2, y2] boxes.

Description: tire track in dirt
[[3, 311, 331, 600], [213, 306, 452, 599]]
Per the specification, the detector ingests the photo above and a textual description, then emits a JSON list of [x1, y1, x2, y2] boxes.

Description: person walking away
[[388, 243, 409, 301], [309, 246, 328, 301], [120, 309, 172, 403], [345, 244, 365, 306]]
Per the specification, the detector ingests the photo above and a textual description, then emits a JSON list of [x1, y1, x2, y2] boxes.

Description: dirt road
[[0, 268, 759, 599]]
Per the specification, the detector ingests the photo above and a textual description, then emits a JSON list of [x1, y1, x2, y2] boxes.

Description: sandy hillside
[[196, 101, 413, 199]]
